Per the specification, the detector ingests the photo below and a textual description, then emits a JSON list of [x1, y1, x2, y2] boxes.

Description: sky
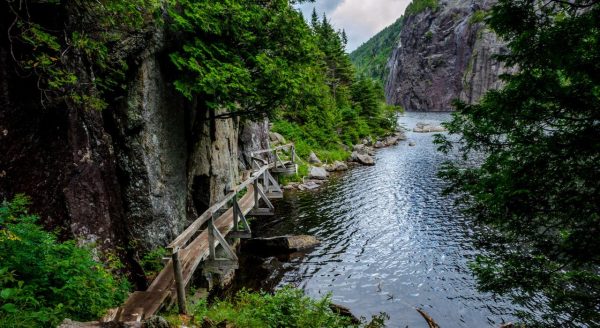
[[297, 0, 412, 52]]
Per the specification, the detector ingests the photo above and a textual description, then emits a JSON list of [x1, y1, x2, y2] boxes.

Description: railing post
[[172, 249, 187, 314], [263, 170, 269, 193], [208, 212, 216, 260], [253, 179, 259, 209], [291, 145, 296, 163], [233, 193, 239, 230]]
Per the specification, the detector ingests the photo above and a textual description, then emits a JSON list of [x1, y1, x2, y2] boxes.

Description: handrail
[[249, 143, 294, 155], [167, 165, 270, 251]]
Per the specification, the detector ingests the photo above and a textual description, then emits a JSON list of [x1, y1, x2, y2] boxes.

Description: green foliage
[[405, 0, 439, 16], [435, 1, 600, 326], [0, 195, 131, 327], [169, 0, 319, 118], [140, 247, 168, 280], [166, 286, 385, 327], [468, 10, 487, 25], [5, 0, 159, 110], [349, 16, 403, 83]]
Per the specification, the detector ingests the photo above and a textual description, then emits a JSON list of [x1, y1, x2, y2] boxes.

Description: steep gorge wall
[[385, 0, 512, 111], [0, 11, 267, 277]]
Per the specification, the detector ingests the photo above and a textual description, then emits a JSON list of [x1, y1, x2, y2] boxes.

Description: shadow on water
[[234, 112, 519, 327]]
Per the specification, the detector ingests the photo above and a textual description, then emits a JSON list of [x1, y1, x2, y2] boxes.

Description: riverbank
[[275, 129, 407, 191]]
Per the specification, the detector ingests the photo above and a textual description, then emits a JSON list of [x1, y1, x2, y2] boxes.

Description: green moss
[[469, 10, 487, 25]]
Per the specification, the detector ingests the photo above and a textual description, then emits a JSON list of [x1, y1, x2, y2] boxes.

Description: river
[[250, 112, 518, 327]]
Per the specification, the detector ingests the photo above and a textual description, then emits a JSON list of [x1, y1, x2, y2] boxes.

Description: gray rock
[[325, 160, 349, 172], [385, 0, 516, 111], [409, 141, 416, 147], [413, 122, 447, 133], [298, 181, 320, 190], [269, 132, 286, 145], [383, 136, 400, 146], [353, 144, 375, 156], [309, 166, 328, 180], [394, 131, 408, 140], [308, 151, 322, 164], [351, 152, 375, 166], [374, 140, 385, 148], [244, 235, 320, 255]]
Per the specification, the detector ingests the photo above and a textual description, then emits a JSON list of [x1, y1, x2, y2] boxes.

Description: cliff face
[[0, 9, 268, 275], [385, 0, 512, 111]]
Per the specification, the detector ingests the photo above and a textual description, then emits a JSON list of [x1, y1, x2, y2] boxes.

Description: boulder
[[244, 235, 320, 255], [409, 141, 416, 147], [325, 160, 348, 172], [395, 130, 408, 140], [269, 132, 286, 144], [351, 151, 375, 166], [353, 144, 375, 156], [309, 166, 328, 180], [413, 122, 447, 133], [374, 140, 385, 148], [383, 136, 399, 146], [308, 151, 322, 164], [298, 181, 320, 190]]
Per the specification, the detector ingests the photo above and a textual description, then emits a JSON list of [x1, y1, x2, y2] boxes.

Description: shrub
[[140, 247, 168, 281], [468, 10, 487, 25], [0, 195, 131, 327], [168, 286, 364, 328], [405, 0, 440, 16]]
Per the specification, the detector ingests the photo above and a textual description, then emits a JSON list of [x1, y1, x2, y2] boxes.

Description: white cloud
[[298, 0, 411, 52]]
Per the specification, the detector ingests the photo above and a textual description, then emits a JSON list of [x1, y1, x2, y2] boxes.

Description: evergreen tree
[[436, 1, 600, 326]]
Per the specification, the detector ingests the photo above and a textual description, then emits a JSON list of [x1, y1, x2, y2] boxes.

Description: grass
[[164, 287, 388, 328]]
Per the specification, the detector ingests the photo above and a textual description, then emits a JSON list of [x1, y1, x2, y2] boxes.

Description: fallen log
[[416, 308, 440, 328]]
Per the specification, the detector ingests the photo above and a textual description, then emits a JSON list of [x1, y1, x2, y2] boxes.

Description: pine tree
[[436, 1, 600, 326]]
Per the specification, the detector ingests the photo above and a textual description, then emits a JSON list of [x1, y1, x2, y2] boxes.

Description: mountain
[[385, 0, 514, 111], [349, 16, 403, 84]]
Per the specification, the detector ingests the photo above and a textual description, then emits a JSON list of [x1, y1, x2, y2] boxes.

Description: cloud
[[298, 0, 411, 52]]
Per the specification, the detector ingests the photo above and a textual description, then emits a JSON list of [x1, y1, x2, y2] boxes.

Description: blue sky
[[297, 0, 412, 52]]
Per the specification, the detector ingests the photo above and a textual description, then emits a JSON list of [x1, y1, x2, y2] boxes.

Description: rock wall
[[385, 0, 512, 111], [0, 8, 267, 273]]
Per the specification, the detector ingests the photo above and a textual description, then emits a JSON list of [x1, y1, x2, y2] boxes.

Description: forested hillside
[[349, 17, 403, 83]]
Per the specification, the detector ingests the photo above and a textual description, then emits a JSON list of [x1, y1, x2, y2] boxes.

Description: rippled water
[[254, 112, 518, 327]]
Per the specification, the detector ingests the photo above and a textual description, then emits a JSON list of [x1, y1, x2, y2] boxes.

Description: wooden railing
[[113, 144, 295, 323]]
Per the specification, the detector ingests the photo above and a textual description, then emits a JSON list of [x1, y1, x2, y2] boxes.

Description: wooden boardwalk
[[109, 144, 296, 323]]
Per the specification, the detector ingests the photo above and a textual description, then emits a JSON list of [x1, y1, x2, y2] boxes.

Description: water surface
[[255, 112, 517, 327]]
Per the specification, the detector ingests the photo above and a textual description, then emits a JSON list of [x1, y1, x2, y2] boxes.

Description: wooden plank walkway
[[112, 144, 297, 323], [116, 184, 256, 322]]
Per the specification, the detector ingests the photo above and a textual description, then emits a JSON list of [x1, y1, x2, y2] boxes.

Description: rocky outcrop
[[0, 6, 267, 277], [385, 0, 513, 111]]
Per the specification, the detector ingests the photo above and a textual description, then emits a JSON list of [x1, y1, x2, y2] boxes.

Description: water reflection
[[252, 112, 517, 327]]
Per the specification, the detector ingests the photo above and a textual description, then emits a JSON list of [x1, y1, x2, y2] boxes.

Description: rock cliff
[[0, 6, 268, 282], [385, 0, 513, 111]]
